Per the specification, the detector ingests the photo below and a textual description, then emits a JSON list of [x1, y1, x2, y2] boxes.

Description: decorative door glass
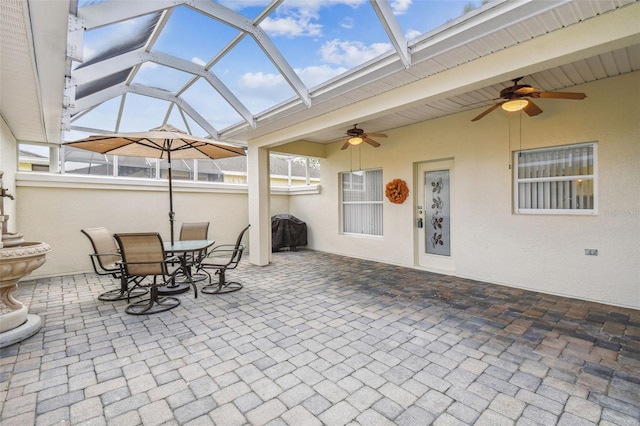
[[425, 170, 451, 256]]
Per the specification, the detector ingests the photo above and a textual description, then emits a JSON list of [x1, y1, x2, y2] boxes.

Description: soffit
[[0, 0, 69, 143], [2, 0, 639, 148]]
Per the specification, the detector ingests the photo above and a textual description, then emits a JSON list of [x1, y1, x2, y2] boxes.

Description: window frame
[[513, 142, 598, 215], [340, 168, 384, 237]]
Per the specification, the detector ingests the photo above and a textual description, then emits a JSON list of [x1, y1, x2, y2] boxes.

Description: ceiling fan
[[341, 125, 387, 150], [471, 78, 587, 122]]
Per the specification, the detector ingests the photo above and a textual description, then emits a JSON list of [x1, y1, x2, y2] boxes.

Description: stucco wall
[[291, 72, 640, 309], [16, 177, 290, 278], [7, 73, 639, 309]]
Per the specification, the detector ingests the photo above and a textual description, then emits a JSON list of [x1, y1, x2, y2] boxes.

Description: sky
[[65, 0, 484, 141]]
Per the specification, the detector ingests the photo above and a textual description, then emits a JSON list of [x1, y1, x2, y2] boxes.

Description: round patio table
[[159, 240, 215, 295]]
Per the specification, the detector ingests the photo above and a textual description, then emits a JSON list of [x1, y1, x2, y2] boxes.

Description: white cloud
[[258, 0, 366, 38], [320, 39, 392, 67], [390, 0, 412, 15], [238, 64, 348, 95], [192, 57, 207, 67], [240, 72, 285, 89], [405, 29, 422, 41], [340, 17, 354, 30], [295, 64, 349, 87], [236, 71, 291, 112], [260, 16, 322, 37]]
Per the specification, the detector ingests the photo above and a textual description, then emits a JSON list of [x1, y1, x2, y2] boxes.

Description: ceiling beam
[[71, 83, 128, 114], [126, 85, 219, 138], [191, 0, 311, 107], [73, 49, 255, 127], [76, 0, 310, 120], [370, 0, 410, 68], [70, 83, 219, 139], [78, 0, 179, 29]]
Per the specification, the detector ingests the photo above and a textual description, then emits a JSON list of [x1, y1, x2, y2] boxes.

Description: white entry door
[[416, 160, 455, 274]]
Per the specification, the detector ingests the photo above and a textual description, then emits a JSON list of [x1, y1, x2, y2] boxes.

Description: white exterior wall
[[291, 73, 640, 310], [7, 73, 639, 309], [16, 176, 290, 278]]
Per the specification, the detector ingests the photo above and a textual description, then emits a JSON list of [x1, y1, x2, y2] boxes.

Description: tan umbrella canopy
[[64, 124, 245, 244]]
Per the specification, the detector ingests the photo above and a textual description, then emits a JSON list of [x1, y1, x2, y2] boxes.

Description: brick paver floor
[[1, 250, 639, 425]]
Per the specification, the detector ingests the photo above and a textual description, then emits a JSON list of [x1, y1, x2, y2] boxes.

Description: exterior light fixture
[[348, 136, 364, 145], [501, 99, 529, 112]]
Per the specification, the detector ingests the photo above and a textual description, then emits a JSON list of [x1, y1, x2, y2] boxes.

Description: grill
[[271, 214, 307, 252]]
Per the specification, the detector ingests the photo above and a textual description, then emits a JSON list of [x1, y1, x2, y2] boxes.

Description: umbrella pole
[[167, 143, 175, 245]]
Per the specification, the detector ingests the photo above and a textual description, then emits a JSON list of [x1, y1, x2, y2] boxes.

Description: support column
[[247, 146, 271, 266]]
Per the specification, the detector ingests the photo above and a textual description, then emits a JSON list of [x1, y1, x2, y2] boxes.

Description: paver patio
[[1, 250, 639, 425]]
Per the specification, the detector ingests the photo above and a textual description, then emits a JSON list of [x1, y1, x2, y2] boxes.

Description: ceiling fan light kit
[[502, 99, 529, 112], [471, 78, 586, 121], [341, 125, 387, 150]]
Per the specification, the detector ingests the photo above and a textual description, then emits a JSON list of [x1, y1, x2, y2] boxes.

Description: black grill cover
[[272, 214, 307, 252]]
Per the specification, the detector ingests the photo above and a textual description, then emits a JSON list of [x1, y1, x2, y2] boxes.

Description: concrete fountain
[[0, 171, 51, 348]]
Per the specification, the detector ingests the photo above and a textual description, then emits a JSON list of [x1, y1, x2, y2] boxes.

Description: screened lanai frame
[[66, 0, 492, 142], [34, 144, 318, 186]]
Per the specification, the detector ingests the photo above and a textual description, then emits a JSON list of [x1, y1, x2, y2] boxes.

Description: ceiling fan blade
[[471, 102, 503, 121], [341, 140, 351, 150], [523, 100, 543, 116], [514, 86, 538, 95], [363, 137, 381, 147], [536, 91, 586, 100], [366, 133, 387, 138]]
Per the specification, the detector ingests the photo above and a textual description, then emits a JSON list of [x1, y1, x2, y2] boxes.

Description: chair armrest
[[209, 244, 236, 250], [116, 259, 177, 267], [204, 245, 243, 257], [90, 252, 121, 258]]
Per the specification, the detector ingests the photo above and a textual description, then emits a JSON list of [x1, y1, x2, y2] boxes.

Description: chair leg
[[201, 268, 243, 294], [99, 276, 147, 301], [125, 286, 180, 315]]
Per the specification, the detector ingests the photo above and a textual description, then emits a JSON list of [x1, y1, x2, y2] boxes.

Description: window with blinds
[[514, 143, 597, 214], [341, 169, 383, 236]]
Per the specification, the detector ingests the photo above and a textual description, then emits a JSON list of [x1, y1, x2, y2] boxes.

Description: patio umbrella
[[64, 124, 245, 244]]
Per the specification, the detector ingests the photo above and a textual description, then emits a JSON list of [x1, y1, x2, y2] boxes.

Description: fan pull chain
[[520, 113, 522, 152], [508, 114, 512, 169], [517, 112, 523, 160], [350, 144, 353, 172]]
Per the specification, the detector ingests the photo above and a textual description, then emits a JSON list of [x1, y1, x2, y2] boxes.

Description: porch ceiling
[[2, 0, 639, 147]]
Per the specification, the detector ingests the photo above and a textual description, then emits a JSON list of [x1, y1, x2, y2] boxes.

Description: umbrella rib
[[173, 140, 244, 158], [76, 137, 166, 156]]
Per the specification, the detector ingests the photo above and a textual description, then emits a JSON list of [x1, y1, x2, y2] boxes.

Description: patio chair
[[179, 222, 210, 241], [114, 232, 185, 315], [197, 224, 250, 295], [179, 222, 210, 274], [81, 227, 147, 301]]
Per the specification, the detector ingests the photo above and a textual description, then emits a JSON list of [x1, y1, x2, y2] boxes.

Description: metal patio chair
[[114, 232, 185, 315], [179, 221, 210, 275], [197, 224, 250, 295], [81, 227, 147, 301]]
